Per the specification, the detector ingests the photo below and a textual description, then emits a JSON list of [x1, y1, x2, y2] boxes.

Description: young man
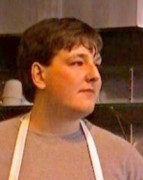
[[0, 18, 143, 180]]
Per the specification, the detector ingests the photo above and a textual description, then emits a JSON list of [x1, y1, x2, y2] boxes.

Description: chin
[[76, 105, 95, 119], [84, 107, 95, 116]]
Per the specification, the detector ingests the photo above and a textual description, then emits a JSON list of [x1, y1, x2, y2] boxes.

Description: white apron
[[8, 114, 104, 180]]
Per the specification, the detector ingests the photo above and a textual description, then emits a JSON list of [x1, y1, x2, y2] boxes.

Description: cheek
[[59, 68, 80, 84], [95, 77, 102, 97], [47, 70, 78, 95]]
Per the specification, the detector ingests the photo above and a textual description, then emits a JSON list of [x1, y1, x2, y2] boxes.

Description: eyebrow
[[66, 54, 88, 61], [66, 52, 101, 65]]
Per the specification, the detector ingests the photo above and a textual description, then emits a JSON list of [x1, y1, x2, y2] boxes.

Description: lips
[[79, 88, 95, 92], [79, 89, 95, 95]]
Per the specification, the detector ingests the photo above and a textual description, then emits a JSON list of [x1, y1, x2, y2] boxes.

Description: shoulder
[[86, 120, 141, 157], [0, 113, 26, 142], [84, 120, 143, 178], [0, 115, 21, 160], [85, 120, 129, 144], [0, 115, 21, 132], [85, 120, 130, 148]]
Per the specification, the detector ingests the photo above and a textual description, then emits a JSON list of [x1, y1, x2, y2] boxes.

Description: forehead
[[75, 38, 97, 54], [64, 45, 95, 58], [51, 45, 99, 64], [64, 45, 102, 65]]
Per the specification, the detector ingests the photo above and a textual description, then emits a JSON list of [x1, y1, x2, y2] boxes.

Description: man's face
[[42, 45, 102, 118]]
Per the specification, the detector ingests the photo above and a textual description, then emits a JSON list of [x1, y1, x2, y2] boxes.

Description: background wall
[[0, 0, 62, 33], [62, 0, 137, 28], [0, 0, 139, 33]]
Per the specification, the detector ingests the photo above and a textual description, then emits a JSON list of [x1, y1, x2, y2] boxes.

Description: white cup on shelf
[[2, 79, 23, 106]]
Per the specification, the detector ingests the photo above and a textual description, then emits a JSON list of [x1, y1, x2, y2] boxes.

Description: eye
[[72, 61, 83, 66], [69, 58, 84, 66], [94, 53, 102, 69], [94, 63, 101, 69]]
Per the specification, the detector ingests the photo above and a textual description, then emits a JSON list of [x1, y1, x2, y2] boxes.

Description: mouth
[[80, 88, 95, 92], [79, 89, 95, 95]]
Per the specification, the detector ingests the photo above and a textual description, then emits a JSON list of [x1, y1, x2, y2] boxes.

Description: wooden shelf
[[1, 102, 143, 125], [88, 102, 143, 124], [0, 105, 31, 121]]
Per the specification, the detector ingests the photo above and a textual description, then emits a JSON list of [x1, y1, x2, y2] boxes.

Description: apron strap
[[80, 120, 104, 180], [8, 114, 30, 180]]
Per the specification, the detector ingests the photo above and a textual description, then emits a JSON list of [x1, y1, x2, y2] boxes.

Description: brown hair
[[17, 17, 103, 102]]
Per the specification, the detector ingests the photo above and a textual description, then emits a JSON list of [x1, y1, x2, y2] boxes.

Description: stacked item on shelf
[[1, 79, 32, 106]]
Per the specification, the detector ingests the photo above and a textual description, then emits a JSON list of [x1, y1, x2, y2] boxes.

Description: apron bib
[[8, 114, 104, 180]]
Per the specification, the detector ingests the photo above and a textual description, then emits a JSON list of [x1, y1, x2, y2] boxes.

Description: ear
[[31, 62, 46, 90]]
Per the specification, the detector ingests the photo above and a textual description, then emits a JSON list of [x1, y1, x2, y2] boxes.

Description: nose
[[85, 63, 101, 82]]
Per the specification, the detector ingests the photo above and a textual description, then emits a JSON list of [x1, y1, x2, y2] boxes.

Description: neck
[[29, 103, 81, 136]]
